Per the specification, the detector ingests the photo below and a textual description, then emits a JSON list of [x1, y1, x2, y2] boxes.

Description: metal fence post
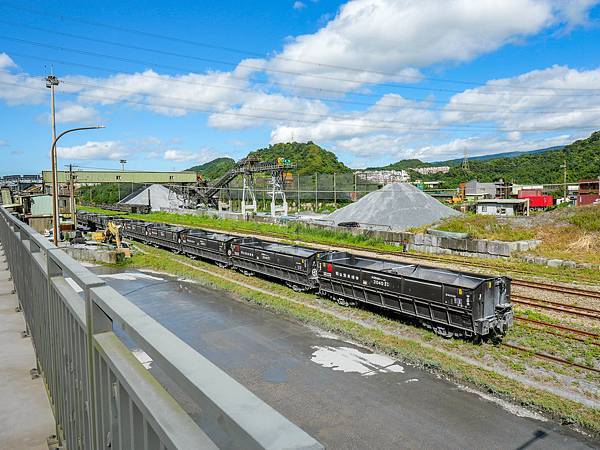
[[85, 287, 112, 450], [315, 173, 318, 210]]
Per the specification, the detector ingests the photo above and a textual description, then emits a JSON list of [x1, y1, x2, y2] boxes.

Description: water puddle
[[98, 272, 164, 281], [310, 345, 404, 376]]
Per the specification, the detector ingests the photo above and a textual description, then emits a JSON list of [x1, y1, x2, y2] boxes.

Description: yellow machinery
[[92, 221, 131, 258]]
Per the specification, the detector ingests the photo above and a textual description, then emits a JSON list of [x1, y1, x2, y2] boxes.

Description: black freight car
[[144, 224, 187, 252], [180, 229, 236, 267], [230, 238, 320, 291], [317, 252, 512, 338], [121, 220, 151, 241], [85, 213, 104, 230]]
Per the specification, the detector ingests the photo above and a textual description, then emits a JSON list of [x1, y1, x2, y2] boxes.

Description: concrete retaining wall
[[62, 245, 118, 264], [306, 223, 540, 259]]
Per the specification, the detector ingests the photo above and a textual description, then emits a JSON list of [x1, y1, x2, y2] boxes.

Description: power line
[[2, 33, 600, 99], [2, 4, 600, 93], [7, 50, 600, 116], [2, 79, 597, 135]]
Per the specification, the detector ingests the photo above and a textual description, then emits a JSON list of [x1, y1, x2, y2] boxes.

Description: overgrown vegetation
[[568, 206, 600, 232], [118, 243, 600, 435], [433, 214, 536, 241]]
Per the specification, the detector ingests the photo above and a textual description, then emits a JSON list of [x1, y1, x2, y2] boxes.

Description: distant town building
[[413, 166, 450, 175], [465, 180, 510, 199], [356, 170, 410, 184]]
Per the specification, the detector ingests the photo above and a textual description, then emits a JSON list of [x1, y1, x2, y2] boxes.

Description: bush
[[568, 206, 600, 232]]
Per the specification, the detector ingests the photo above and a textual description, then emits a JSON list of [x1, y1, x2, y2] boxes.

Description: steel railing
[[0, 207, 322, 450]]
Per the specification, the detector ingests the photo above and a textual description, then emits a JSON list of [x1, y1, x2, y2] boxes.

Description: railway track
[[515, 317, 600, 346], [512, 279, 600, 299], [501, 342, 600, 374], [512, 295, 600, 320]]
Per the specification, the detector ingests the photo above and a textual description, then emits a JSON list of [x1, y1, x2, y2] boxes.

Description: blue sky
[[1, 0, 600, 175]]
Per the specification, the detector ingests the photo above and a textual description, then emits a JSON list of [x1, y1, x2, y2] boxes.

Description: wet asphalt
[[91, 266, 597, 450]]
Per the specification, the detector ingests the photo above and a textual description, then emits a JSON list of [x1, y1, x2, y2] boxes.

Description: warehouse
[[476, 198, 529, 217]]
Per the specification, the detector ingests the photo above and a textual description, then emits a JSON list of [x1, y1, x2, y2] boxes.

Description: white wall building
[[413, 166, 450, 175], [356, 170, 410, 184]]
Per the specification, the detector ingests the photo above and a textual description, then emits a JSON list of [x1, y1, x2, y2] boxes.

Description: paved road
[[92, 267, 597, 449]]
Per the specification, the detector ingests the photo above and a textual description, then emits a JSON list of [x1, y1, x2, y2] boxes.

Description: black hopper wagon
[[317, 252, 512, 338], [180, 229, 236, 267], [144, 224, 188, 252], [230, 238, 320, 291], [120, 220, 152, 242]]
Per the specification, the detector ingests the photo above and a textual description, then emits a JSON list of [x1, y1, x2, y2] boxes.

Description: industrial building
[[476, 198, 530, 216], [577, 179, 600, 205]]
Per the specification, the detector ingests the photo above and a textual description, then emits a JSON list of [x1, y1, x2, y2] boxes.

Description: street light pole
[[46, 74, 60, 245], [50, 126, 105, 246]]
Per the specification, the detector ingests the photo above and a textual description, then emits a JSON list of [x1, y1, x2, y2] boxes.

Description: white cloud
[[163, 149, 198, 162], [57, 141, 129, 160], [267, 0, 598, 91], [70, 61, 262, 116], [56, 104, 99, 123], [0, 53, 16, 69], [163, 148, 218, 164], [403, 133, 577, 161], [293, 1, 306, 10], [0, 58, 47, 105], [38, 103, 99, 124], [0, 139, 8, 147], [208, 92, 329, 130], [270, 93, 437, 142], [443, 65, 600, 131], [335, 132, 576, 165]]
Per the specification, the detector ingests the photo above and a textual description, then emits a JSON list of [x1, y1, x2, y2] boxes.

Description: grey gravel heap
[[327, 182, 461, 231]]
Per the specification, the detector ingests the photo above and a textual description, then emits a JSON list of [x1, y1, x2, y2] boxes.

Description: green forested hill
[[248, 142, 351, 175], [415, 131, 600, 187], [188, 142, 351, 179], [188, 157, 236, 180]]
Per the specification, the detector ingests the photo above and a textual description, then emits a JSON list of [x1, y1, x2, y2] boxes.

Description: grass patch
[[434, 214, 535, 241], [117, 243, 600, 436], [568, 206, 600, 232]]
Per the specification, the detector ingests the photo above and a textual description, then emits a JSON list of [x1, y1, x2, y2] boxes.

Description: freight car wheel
[[335, 297, 356, 307], [187, 254, 197, 260], [216, 262, 229, 268], [287, 283, 303, 292], [171, 249, 181, 255], [433, 326, 454, 339]]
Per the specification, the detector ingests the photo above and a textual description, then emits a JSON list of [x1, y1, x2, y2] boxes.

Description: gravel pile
[[327, 182, 461, 231]]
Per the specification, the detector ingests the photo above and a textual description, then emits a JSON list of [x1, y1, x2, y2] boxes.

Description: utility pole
[[46, 73, 60, 243]]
